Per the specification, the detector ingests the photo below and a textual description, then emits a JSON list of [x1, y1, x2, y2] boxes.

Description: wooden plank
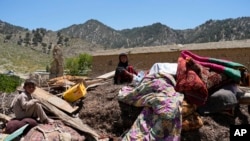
[[0, 113, 12, 122], [238, 86, 250, 104], [85, 79, 104, 86], [239, 86, 250, 92], [239, 92, 250, 104], [33, 87, 78, 114], [86, 82, 109, 90], [96, 70, 115, 79], [32, 97, 100, 141]]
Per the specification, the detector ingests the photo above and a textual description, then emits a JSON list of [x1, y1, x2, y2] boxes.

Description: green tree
[[57, 36, 64, 45], [65, 57, 79, 75], [24, 32, 31, 45], [65, 53, 92, 76], [78, 53, 92, 75], [5, 34, 12, 40]]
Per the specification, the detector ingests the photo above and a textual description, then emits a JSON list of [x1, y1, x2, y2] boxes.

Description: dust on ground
[[79, 78, 250, 141], [1, 78, 250, 141]]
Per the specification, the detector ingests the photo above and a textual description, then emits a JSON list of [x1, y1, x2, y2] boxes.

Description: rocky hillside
[[1, 17, 250, 51], [59, 17, 250, 48], [0, 17, 250, 73]]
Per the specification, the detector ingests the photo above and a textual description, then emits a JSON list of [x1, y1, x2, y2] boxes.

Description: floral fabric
[[118, 72, 184, 141]]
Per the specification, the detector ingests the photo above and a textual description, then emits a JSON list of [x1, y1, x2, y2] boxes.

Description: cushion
[[5, 118, 38, 134], [175, 57, 208, 106]]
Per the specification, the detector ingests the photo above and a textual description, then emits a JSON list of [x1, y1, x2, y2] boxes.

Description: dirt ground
[[1, 77, 250, 141], [1, 40, 250, 140], [1, 69, 250, 141], [78, 78, 250, 141]]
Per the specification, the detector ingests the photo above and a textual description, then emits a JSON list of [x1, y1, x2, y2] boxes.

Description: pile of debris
[[0, 71, 116, 141], [1, 55, 250, 140]]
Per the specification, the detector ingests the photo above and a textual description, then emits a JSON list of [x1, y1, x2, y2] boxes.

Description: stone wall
[[91, 48, 250, 77]]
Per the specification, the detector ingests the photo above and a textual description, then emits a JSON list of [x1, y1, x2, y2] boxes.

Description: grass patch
[[0, 38, 51, 73]]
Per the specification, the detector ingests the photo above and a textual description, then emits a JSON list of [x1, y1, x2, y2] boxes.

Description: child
[[11, 79, 53, 124], [114, 53, 137, 84]]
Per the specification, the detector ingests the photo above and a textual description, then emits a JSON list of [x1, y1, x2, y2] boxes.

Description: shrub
[[0, 74, 22, 93], [65, 53, 93, 76]]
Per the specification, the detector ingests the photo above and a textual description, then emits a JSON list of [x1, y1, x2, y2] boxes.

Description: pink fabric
[[181, 50, 225, 73]]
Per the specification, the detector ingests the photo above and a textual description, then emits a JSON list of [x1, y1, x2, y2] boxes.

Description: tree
[[65, 53, 93, 76], [24, 32, 31, 44], [5, 34, 12, 40], [57, 36, 64, 45], [65, 57, 79, 75], [78, 53, 92, 74]]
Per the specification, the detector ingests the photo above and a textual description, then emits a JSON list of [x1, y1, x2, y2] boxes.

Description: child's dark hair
[[23, 79, 37, 87]]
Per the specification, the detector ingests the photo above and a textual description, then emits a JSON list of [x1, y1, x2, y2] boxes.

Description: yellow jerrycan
[[63, 82, 87, 102]]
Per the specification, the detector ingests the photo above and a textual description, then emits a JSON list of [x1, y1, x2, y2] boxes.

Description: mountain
[[58, 17, 250, 48], [0, 17, 250, 73], [58, 20, 183, 48], [119, 23, 181, 47], [1, 17, 250, 51], [0, 20, 28, 34], [183, 17, 250, 43]]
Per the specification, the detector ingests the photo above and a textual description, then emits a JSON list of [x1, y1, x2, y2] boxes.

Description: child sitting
[[114, 53, 137, 84], [11, 79, 53, 124]]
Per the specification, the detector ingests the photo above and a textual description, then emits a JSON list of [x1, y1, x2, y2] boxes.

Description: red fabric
[[127, 66, 138, 75], [175, 57, 208, 106], [5, 118, 38, 134], [114, 65, 137, 84]]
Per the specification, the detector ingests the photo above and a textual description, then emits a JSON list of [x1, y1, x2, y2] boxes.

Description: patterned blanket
[[118, 72, 184, 141], [24, 120, 85, 141], [181, 50, 246, 82]]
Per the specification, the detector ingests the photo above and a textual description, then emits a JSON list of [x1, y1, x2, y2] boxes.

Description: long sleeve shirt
[[11, 91, 37, 119]]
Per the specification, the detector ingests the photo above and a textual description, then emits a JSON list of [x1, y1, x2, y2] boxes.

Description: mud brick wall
[[91, 48, 250, 77]]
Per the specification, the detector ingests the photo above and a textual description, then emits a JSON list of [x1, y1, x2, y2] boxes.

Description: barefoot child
[[11, 79, 53, 124]]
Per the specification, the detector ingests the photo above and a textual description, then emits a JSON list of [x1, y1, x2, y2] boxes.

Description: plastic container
[[63, 82, 87, 102]]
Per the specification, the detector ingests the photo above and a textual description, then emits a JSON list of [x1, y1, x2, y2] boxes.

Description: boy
[[11, 79, 53, 124]]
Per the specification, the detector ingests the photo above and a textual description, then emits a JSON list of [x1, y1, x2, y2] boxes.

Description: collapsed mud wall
[[91, 48, 250, 77]]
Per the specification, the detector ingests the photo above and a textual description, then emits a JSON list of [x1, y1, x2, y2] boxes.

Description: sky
[[0, 0, 249, 31]]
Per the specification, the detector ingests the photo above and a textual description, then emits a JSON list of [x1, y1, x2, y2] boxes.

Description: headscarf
[[117, 53, 128, 68]]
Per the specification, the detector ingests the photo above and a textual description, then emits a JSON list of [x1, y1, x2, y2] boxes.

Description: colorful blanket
[[181, 50, 246, 82], [118, 72, 184, 141]]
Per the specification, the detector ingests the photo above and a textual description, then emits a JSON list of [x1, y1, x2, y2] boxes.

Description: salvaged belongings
[[63, 82, 87, 102], [4, 118, 38, 134], [148, 63, 178, 75], [23, 120, 85, 141], [198, 83, 240, 115], [118, 72, 184, 140], [181, 100, 203, 131], [175, 50, 248, 106]]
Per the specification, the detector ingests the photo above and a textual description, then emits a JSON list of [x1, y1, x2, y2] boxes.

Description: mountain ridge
[[1, 17, 250, 51], [1, 17, 250, 73]]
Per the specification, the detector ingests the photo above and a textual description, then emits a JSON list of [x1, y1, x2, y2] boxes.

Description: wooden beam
[[33, 87, 78, 114], [96, 70, 115, 80], [0, 113, 12, 122], [32, 96, 100, 141]]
